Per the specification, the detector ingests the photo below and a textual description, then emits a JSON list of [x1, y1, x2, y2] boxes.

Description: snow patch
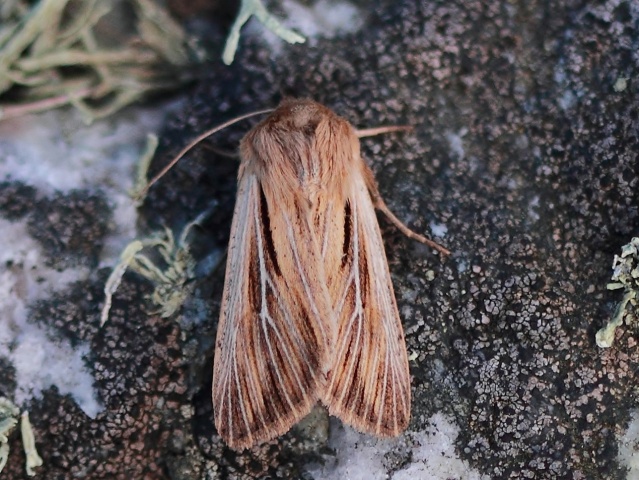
[[619, 411, 639, 476], [307, 413, 488, 480], [0, 218, 99, 416], [0, 103, 176, 415]]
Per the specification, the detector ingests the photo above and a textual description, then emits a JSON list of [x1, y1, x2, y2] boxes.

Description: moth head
[[240, 99, 360, 175]]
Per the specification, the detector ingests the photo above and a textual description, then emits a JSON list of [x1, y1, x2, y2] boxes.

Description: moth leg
[[373, 195, 451, 256], [355, 123, 451, 255]]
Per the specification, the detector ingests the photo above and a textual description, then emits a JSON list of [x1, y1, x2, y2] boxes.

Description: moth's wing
[[212, 173, 332, 450], [322, 171, 411, 436]]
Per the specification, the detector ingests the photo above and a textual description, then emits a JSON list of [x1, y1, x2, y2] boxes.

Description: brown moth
[[211, 98, 449, 449]]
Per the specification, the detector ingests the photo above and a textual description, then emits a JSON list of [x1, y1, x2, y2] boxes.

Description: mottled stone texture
[[1, 0, 638, 478]]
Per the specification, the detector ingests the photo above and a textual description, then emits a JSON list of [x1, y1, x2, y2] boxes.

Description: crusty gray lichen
[[1, 0, 638, 478], [166, 0, 639, 477]]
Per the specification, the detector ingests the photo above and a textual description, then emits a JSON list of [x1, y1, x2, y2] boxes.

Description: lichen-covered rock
[[1, 0, 638, 478], [148, 2, 638, 475]]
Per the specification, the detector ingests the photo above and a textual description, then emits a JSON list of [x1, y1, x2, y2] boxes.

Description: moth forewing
[[212, 106, 336, 450], [321, 166, 411, 436]]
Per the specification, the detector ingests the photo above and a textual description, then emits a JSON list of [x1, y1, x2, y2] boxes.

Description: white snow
[[307, 413, 488, 480], [619, 411, 639, 476], [0, 217, 98, 416], [429, 221, 448, 238], [0, 103, 174, 416]]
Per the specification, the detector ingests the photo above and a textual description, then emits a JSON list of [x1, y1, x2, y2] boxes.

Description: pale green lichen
[[0, 398, 19, 474], [596, 237, 639, 348], [222, 0, 305, 65], [0, 0, 191, 122], [613, 77, 628, 92], [101, 240, 146, 326], [0, 398, 41, 477], [102, 212, 216, 324], [130, 133, 159, 205], [130, 224, 197, 318], [1, 0, 304, 117], [20, 412, 42, 477]]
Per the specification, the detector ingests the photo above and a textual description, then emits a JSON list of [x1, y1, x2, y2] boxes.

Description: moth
[[208, 99, 449, 449]]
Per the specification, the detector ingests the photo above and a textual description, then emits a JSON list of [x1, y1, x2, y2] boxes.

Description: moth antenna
[[200, 143, 240, 159], [356, 125, 413, 138], [136, 109, 273, 200]]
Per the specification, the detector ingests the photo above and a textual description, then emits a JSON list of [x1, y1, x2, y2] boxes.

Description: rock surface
[[1, 0, 638, 478]]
